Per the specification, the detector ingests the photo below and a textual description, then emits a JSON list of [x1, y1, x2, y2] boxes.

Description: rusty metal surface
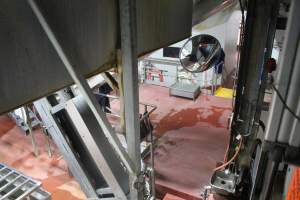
[[137, 0, 193, 55]]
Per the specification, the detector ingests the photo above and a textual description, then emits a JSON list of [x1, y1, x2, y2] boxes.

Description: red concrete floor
[[163, 193, 186, 200], [139, 84, 232, 200], [0, 115, 86, 200], [0, 84, 231, 200]]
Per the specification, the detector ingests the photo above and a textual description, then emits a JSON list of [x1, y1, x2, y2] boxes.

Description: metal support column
[[249, 3, 280, 198], [119, 0, 142, 199], [227, 2, 280, 197], [27, 0, 135, 176], [253, 0, 280, 132], [233, 0, 279, 137], [24, 105, 39, 157]]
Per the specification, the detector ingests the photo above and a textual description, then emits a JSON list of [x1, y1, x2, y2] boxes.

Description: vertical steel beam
[[229, 0, 280, 180], [253, 0, 280, 134], [233, 0, 279, 136], [119, 0, 142, 199], [251, 1, 300, 199], [24, 105, 39, 157], [240, 0, 271, 136], [27, 0, 135, 175], [117, 62, 126, 133]]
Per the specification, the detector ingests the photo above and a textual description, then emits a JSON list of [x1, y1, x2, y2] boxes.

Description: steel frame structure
[[34, 91, 157, 199], [119, 0, 142, 198], [227, 0, 300, 199], [0, 0, 257, 199], [223, 4, 281, 193], [258, 1, 300, 199], [29, 0, 273, 198], [217, 0, 289, 199], [28, 0, 146, 199], [233, 0, 280, 137], [64, 96, 130, 199], [34, 98, 100, 199]]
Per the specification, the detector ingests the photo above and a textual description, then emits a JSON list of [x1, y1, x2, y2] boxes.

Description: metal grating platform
[[0, 164, 51, 200]]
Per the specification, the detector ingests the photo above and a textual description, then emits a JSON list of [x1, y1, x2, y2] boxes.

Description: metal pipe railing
[[94, 92, 157, 197], [94, 92, 157, 122]]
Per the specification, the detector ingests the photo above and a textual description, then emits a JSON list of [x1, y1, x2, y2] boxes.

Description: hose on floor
[[213, 136, 243, 171]]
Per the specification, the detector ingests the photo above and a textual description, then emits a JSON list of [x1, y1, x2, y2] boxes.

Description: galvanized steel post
[[119, 0, 143, 199]]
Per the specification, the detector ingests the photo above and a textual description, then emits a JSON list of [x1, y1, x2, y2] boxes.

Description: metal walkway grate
[[0, 164, 51, 200]]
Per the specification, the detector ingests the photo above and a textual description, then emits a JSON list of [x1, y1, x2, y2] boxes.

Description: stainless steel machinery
[[5, 0, 297, 199]]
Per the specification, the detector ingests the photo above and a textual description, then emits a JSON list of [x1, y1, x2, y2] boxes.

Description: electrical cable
[[272, 84, 300, 121], [223, 142, 229, 163], [213, 136, 243, 171]]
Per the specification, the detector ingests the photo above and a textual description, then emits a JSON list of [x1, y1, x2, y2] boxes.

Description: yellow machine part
[[214, 87, 234, 99]]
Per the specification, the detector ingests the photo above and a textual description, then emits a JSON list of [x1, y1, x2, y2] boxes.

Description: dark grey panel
[[72, 96, 130, 195], [137, 0, 193, 55], [0, 0, 117, 114], [193, 0, 237, 25], [0, 0, 193, 114]]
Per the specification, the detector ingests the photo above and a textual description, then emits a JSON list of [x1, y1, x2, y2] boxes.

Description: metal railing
[[93, 92, 157, 122], [94, 92, 157, 198]]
